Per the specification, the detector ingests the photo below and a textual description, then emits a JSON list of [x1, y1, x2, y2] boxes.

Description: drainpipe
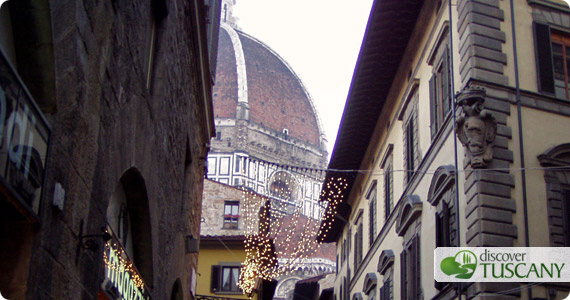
[[447, 0, 462, 299], [509, 0, 532, 298]]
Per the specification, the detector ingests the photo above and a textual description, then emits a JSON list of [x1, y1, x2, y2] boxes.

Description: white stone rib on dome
[[226, 27, 328, 148], [220, 23, 249, 106]]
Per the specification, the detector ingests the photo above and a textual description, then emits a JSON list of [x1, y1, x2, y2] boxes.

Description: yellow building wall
[[196, 247, 248, 299], [507, 106, 570, 247]]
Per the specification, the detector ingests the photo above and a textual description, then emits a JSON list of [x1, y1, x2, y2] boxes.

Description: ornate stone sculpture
[[455, 85, 497, 168]]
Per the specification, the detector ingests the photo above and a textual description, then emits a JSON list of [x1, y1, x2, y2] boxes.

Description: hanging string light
[[235, 157, 346, 295]]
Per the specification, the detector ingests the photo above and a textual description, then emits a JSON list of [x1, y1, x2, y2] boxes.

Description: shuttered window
[[429, 47, 451, 139], [400, 251, 407, 300], [405, 117, 415, 181], [369, 194, 376, 246], [551, 33, 570, 100], [534, 22, 555, 94], [368, 182, 377, 246], [354, 222, 363, 270], [401, 235, 421, 300], [384, 165, 392, 221], [379, 275, 392, 300], [436, 201, 451, 248], [533, 22, 570, 101], [211, 265, 241, 293]]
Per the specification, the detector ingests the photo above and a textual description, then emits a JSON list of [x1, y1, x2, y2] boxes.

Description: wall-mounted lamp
[[185, 235, 199, 254], [75, 220, 112, 264], [80, 229, 112, 251]]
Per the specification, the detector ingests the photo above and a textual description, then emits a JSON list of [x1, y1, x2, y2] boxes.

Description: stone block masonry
[[24, 0, 214, 299]]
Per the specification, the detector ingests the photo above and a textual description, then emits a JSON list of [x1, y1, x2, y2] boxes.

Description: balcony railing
[[196, 294, 245, 300], [0, 46, 50, 219]]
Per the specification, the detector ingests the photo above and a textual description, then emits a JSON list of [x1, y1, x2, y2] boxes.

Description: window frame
[[401, 87, 420, 185], [378, 250, 394, 300], [534, 21, 557, 95], [405, 117, 415, 179], [550, 31, 570, 100], [538, 143, 570, 246], [367, 181, 378, 246], [428, 166, 457, 292], [220, 265, 240, 292], [379, 269, 393, 300], [400, 235, 421, 300], [429, 46, 451, 139], [380, 145, 394, 222], [352, 210, 364, 271], [211, 264, 242, 294], [222, 201, 240, 229]]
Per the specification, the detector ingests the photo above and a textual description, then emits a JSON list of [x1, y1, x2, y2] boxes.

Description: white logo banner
[[435, 247, 570, 282]]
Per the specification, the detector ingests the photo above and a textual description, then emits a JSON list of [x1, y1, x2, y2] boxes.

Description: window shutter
[[410, 243, 417, 299], [442, 47, 450, 115], [211, 265, 220, 292], [534, 22, 555, 94], [400, 251, 407, 300], [443, 202, 451, 247], [379, 286, 384, 300], [413, 236, 421, 299], [563, 190, 570, 246], [435, 213, 444, 290], [429, 74, 437, 138], [406, 119, 415, 179], [435, 213, 442, 291], [435, 212, 442, 248], [358, 223, 363, 265], [369, 200, 373, 245]]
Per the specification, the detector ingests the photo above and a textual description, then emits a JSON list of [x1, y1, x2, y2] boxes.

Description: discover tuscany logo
[[435, 247, 570, 282], [440, 250, 477, 279]]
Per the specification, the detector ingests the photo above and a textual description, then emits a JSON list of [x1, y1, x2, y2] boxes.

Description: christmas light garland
[[236, 169, 348, 296]]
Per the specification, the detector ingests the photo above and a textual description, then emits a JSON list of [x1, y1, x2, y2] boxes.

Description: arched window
[[395, 195, 422, 300], [107, 168, 154, 286], [538, 143, 570, 246], [363, 272, 377, 300], [377, 250, 394, 300], [428, 165, 456, 292], [428, 165, 457, 248]]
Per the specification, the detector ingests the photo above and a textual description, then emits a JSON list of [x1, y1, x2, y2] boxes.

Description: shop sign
[[103, 240, 152, 300]]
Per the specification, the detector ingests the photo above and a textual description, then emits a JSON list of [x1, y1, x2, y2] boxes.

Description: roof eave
[[318, 0, 424, 243]]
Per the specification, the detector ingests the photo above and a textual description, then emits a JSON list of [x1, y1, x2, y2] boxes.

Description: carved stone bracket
[[455, 85, 497, 168]]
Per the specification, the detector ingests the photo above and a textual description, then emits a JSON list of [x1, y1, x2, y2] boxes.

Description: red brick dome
[[212, 24, 325, 147]]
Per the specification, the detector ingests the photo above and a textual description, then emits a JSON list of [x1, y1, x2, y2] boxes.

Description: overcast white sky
[[232, 0, 374, 155]]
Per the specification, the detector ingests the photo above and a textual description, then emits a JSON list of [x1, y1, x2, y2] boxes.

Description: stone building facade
[[0, 0, 219, 299], [197, 179, 277, 298], [318, 0, 570, 300]]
